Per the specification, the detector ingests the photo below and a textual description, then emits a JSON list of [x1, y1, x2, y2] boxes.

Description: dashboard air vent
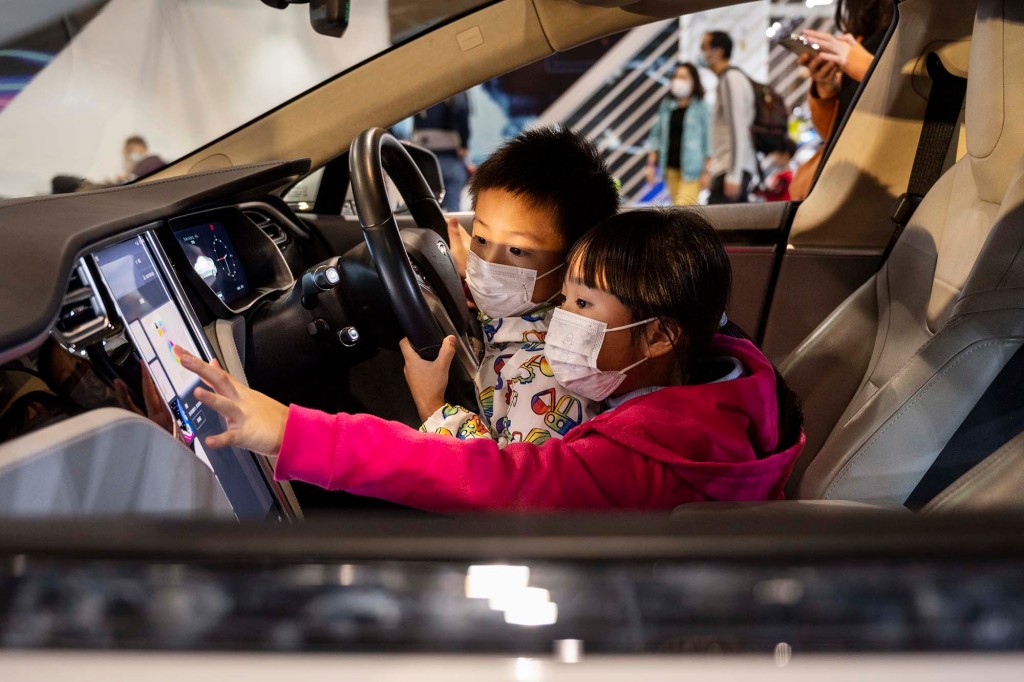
[[244, 210, 289, 246], [52, 261, 114, 350]]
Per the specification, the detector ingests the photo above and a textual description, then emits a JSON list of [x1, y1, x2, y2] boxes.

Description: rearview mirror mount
[[260, 0, 350, 39]]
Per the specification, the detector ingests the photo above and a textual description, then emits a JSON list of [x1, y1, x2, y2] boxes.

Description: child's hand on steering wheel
[[400, 335, 456, 422]]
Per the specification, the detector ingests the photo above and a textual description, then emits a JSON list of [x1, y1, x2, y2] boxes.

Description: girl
[[176, 209, 804, 511], [644, 63, 711, 206]]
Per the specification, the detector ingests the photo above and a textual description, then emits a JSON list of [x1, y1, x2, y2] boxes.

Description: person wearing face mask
[[121, 135, 165, 181], [400, 127, 619, 446], [174, 208, 804, 511], [644, 62, 711, 206], [700, 31, 758, 205]]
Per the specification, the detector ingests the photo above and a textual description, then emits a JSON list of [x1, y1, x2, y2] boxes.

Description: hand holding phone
[[779, 34, 820, 58]]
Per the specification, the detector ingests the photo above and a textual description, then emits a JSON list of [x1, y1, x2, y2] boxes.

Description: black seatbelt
[[880, 52, 968, 265]]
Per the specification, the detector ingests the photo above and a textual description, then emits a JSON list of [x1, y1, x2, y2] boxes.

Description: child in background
[[399, 127, 619, 446], [176, 208, 804, 511], [754, 138, 797, 203]]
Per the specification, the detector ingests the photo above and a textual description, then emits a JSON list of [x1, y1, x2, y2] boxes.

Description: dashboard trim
[[167, 206, 295, 316], [0, 159, 310, 366]]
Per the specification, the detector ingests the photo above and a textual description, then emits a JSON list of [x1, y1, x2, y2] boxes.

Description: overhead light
[[806, 0, 835, 7]]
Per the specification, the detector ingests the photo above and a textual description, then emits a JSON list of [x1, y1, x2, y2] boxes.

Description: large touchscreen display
[[174, 220, 250, 304], [93, 235, 277, 519]]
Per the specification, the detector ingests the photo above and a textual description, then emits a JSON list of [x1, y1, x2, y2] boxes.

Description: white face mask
[[545, 307, 656, 402], [124, 151, 144, 172], [466, 250, 563, 319], [670, 78, 693, 100]]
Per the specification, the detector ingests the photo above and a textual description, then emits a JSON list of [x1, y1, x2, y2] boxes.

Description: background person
[[122, 135, 166, 179], [789, 0, 893, 200], [701, 31, 757, 205], [644, 62, 711, 206], [412, 93, 474, 211], [753, 137, 797, 203]]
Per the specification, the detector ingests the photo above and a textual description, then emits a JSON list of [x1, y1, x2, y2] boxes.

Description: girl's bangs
[[565, 228, 650, 316]]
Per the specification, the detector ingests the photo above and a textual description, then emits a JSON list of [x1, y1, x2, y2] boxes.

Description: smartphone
[[779, 34, 820, 58]]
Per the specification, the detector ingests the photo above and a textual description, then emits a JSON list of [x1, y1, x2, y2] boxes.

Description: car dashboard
[[0, 161, 335, 520], [0, 158, 476, 520]]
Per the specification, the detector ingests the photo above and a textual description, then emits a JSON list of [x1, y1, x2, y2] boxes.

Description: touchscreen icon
[[153, 318, 180, 362]]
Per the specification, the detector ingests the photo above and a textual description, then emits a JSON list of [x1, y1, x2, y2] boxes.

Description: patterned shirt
[[421, 307, 599, 447]]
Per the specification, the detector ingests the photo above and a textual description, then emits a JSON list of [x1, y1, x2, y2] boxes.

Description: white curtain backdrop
[[0, 0, 390, 198]]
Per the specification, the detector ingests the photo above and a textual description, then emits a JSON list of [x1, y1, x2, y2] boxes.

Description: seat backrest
[[782, 0, 1024, 505], [923, 429, 1024, 514]]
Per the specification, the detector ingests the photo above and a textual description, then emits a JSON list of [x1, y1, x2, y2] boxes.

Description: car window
[[392, 0, 869, 210], [0, 0, 495, 200]]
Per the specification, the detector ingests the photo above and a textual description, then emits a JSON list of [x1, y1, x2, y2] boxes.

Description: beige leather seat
[[780, 0, 1024, 506]]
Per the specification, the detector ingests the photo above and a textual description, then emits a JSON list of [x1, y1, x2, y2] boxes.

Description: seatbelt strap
[[880, 52, 968, 265]]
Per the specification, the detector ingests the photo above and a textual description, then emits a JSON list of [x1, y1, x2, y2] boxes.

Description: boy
[[399, 127, 619, 446]]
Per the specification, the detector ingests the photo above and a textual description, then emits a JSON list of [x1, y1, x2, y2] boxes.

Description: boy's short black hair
[[706, 31, 733, 60], [469, 126, 619, 249]]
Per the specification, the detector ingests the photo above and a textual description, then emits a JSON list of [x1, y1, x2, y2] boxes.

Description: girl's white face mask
[[670, 78, 693, 100], [545, 307, 656, 402], [466, 250, 563, 319]]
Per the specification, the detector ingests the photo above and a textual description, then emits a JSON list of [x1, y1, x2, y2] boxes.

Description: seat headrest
[[966, 0, 1024, 203]]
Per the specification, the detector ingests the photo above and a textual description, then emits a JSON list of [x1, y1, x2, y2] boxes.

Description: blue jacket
[[646, 97, 711, 182]]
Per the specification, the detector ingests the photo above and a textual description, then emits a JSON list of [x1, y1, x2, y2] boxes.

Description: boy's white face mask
[[545, 307, 656, 402], [466, 250, 563, 319]]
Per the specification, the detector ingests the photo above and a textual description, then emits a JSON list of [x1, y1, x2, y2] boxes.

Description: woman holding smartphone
[[789, 0, 893, 200]]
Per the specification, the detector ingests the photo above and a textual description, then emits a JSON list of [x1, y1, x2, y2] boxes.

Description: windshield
[[0, 0, 492, 199]]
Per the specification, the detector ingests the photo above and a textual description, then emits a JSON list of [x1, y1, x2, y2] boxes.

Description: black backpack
[[730, 67, 790, 154]]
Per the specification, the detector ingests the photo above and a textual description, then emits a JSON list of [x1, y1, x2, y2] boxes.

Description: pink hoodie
[[275, 334, 803, 512]]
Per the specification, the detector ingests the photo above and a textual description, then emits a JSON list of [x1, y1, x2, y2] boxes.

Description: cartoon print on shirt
[[530, 388, 584, 437], [482, 317, 504, 343], [421, 308, 598, 447], [492, 353, 513, 390], [505, 427, 552, 445], [521, 310, 547, 323], [479, 385, 495, 422], [510, 354, 554, 385], [520, 329, 545, 352], [457, 415, 490, 440], [547, 396, 583, 436]]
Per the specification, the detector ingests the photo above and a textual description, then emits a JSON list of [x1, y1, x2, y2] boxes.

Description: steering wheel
[[348, 127, 472, 361]]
